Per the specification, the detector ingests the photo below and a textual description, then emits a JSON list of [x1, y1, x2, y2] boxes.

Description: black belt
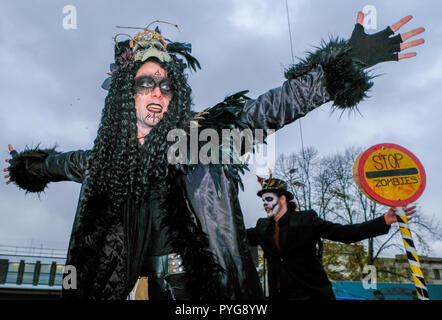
[[144, 253, 185, 278]]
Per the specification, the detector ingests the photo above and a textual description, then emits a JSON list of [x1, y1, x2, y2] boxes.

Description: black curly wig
[[84, 40, 193, 216]]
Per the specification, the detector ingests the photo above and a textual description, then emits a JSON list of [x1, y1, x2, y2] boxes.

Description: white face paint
[[262, 192, 281, 218]]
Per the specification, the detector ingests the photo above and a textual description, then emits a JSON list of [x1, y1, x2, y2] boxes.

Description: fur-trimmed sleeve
[[9, 147, 90, 193], [285, 38, 373, 109], [241, 65, 329, 131]]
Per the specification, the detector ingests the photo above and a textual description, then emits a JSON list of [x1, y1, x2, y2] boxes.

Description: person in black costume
[[247, 176, 416, 300], [4, 12, 424, 300]]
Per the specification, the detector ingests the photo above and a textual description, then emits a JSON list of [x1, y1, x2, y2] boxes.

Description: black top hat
[[257, 176, 294, 201]]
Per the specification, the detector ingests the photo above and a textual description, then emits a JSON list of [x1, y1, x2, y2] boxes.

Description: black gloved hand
[[348, 23, 403, 68]]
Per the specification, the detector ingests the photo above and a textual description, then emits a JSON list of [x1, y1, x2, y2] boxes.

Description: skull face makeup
[[262, 192, 282, 219]]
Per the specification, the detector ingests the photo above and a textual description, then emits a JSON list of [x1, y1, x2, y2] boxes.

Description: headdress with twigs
[[102, 20, 201, 90]]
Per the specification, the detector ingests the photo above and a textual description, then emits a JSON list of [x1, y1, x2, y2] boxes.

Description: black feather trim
[[285, 38, 374, 109], [9, 145, 59, 193], [167, 42, 201, 72], [187, 91, 252, 195]]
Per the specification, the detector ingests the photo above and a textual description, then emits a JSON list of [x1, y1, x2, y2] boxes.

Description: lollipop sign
[[353, 143, 430, 300], [353, 143, 426, 207]]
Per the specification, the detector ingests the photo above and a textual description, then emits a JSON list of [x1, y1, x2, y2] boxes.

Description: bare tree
[[313, 155, 337, 220], [327, 146, 364, 224], [275, 146, 319, 211]]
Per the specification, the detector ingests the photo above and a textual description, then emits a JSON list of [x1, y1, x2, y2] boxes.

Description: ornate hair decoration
[[102, 20, 201, 91], [113, 20, 178, 64]]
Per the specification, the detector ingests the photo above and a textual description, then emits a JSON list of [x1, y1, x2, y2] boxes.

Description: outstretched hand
[[384, 205, 417, 225], [4, 144, 15, 185], [349, 11, 425, 67]]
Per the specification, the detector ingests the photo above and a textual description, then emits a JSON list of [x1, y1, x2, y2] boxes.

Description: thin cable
[[285, 0, 296, 65], [285, 0, 305, 152], [285, 0, 310, 209]]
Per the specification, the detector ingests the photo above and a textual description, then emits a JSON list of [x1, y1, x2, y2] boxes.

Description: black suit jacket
[[247, 209, 391, 300]]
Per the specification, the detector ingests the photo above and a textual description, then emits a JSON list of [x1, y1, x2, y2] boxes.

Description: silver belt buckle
[[167, 253, 185, 275]]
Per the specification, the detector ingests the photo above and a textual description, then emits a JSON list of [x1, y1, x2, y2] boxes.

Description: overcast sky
[[1, 0, 441, 258]]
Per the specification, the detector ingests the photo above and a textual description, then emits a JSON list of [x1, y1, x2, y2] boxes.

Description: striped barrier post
[[396, 207, 430, 300]]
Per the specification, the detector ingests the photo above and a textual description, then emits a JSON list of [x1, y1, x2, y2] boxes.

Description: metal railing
[[0, 245, 67, 259]]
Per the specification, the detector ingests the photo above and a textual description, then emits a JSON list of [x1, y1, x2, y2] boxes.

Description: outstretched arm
[[313, 214, 389, 244], [241, 12, 426, 131], [240, 65, 329, 131], [5, 144, 90, 193], [312, 205, 417, 244]]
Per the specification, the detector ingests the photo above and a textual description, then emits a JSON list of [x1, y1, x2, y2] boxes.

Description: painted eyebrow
[[134, 75, 169, 82], [134, 76, 153, 84]]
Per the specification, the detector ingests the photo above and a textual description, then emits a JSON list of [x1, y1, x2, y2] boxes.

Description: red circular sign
[[353, 143, 426, 207]]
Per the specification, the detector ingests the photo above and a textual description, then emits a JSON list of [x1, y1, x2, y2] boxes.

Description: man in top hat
[[247, 175, 416, 300]]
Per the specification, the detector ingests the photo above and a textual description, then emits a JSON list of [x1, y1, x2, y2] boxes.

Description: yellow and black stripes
[[396, 210, 430, 300]]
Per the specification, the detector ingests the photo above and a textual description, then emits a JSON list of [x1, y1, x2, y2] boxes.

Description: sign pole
[[396, 207, 430, 300], [353, 143, 430, 300]]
